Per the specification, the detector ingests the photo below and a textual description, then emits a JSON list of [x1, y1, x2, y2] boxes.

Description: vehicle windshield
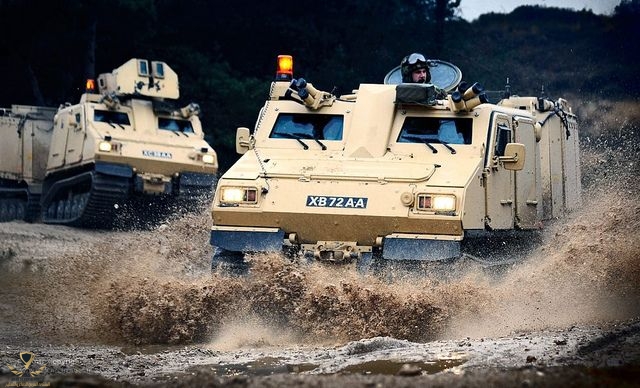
[[158, 117, 194, 133], [270, 113, 343, 141], [397, 117, 472, 144], [94, 109, 130, 126]]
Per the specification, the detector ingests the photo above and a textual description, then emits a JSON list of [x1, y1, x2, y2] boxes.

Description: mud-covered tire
[[211, 248, 249, 276]]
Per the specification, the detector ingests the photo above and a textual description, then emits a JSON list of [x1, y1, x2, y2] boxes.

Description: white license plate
[[306, 196, 368, 208]]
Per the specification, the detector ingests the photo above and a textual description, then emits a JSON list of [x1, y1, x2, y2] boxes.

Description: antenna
[[503, 77, 511, 99]]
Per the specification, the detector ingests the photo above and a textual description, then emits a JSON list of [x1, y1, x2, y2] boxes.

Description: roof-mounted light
[[86, 79, 96, 93], [276, 55, 293, 81]]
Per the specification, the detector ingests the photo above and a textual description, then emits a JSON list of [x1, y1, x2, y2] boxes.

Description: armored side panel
[[498, 96, 580, 219], [539, 114, 563, 218], [0, 105, 56, 184], [559, 103, 581, 212]]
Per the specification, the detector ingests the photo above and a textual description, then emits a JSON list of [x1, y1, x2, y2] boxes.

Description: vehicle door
[[513, 117, 541, 228], [483, 113, 514, 230], [64, 106, 85, 164]]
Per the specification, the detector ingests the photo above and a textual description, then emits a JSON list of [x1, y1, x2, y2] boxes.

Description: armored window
[[270, 113, 343, 141], [93, 110, 130, 126], [495, 124, 511, 156], [158, 117, 194, 133], [397, 117, 472, 144], [152, 61, 165, 79], [138, 59, 150, 77]]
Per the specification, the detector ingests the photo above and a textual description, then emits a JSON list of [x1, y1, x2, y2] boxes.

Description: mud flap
[[210, 227, 284, 252], [180, 172, 217, 188], [356, 252, 374, 274], [382, 236, 460, 261], [95, 161, 134, 178], [210, 228, 284, 276]]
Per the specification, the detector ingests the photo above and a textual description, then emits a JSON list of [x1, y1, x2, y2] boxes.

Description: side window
[[158, 117, 194, 133], [270, 113, 343, 140], [397, 117, 472, 144], [495, 124, 511, 156], [94, 109, 130, 126]]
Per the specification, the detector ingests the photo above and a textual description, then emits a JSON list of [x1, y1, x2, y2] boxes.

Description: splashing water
[[1, 115, 638, 349]]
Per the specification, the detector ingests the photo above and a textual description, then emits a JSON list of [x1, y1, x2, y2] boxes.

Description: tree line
[[0, 0, 637, 169]]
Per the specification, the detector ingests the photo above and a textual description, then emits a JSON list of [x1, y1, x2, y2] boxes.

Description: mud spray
[[1, 111, 638, 349]]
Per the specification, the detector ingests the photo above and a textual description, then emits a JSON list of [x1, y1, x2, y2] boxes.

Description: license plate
[[306, 196, 368, 208], [143, 150, 172, 159]]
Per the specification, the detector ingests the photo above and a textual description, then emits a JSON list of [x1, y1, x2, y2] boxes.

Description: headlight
[[432, 195, 456, 211], [219, 187, 258, 205], [98, 141, 112, 152], [202, 154, 215, 164], [416, 193, 456, 212]]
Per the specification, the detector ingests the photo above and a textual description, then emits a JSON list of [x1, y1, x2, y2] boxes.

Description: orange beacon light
[[276, 55, 293, 81]]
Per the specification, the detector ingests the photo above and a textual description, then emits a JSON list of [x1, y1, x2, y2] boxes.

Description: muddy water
[[0, 120, 639, 384], [2, 174, 638, 349], [115, 188, 636, 346]]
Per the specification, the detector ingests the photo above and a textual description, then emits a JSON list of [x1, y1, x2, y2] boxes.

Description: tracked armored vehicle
[[0, 59, 218, 228], [209, 55, 580, 271]]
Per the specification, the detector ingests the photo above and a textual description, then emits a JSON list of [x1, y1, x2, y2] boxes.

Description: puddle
[[191, 357, 318, 377], [339, 358, 465, 375], [120, 344, 188, 355]]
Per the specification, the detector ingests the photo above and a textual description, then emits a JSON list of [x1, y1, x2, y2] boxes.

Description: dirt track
[[1, 186, 639, 387], [1, 110, 640, 386]]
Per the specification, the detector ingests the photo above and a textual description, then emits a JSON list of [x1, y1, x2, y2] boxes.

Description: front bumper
[[210, 225, 461, 261]]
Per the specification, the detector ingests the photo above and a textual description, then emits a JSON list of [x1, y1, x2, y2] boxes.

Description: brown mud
[[0, 100, 639, 386]]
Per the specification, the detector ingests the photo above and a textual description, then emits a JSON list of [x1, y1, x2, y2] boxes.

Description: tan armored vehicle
[[0, 58, 218, 228], [209, 55, 580, 271]]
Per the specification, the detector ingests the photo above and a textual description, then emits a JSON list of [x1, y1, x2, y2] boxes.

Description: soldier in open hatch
[[401, 53, 432, 83], [400, 53, 447, 98]]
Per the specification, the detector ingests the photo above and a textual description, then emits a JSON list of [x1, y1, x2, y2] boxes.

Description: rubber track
[[0, 186, 28, 222], [76, 172, 130, 228], [42, 172, 130, 228]]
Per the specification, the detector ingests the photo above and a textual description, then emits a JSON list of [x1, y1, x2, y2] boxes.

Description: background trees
[[0, 0, 637, 169]]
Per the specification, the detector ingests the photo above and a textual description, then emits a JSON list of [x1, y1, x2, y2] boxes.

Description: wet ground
[[1, 115, 639, 387], [1, 183, 639, 387]]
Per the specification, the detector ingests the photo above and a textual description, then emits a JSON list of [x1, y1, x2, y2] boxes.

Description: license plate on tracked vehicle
[[142, 150, 173, 159], [306, 196, 368, 208]]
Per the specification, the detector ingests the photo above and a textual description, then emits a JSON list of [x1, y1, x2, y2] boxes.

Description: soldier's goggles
[[407, 53, 427, 65]]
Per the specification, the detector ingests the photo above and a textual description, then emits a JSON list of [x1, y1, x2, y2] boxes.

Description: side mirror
[[500, 143, 525, 171], [236, 127, 252, 154]]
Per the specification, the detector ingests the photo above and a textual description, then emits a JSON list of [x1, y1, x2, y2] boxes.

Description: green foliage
[[0, 0, 636, 169]]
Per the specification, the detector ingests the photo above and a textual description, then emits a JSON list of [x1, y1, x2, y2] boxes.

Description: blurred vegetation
[[0, 0, 638, 170]]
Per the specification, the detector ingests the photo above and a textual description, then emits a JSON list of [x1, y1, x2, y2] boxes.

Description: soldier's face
[[412, 68, 427, 83]]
